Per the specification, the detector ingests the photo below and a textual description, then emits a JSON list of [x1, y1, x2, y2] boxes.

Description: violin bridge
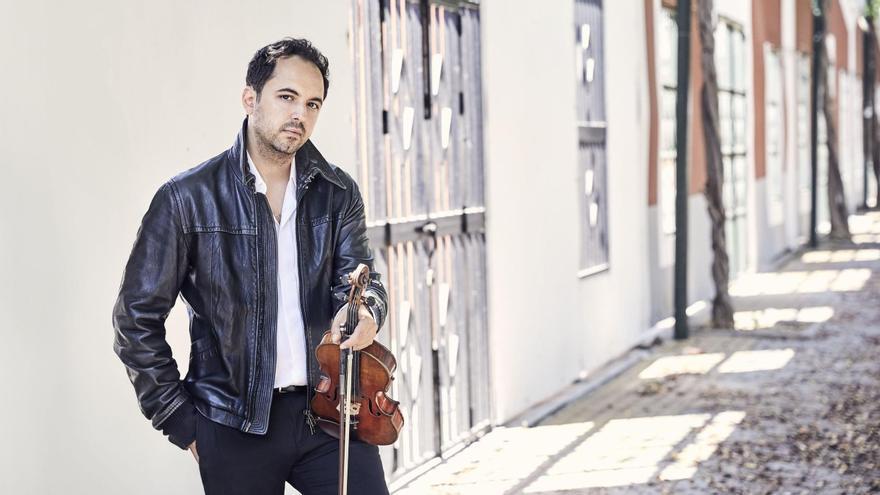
[[337, 401, 362, 416]]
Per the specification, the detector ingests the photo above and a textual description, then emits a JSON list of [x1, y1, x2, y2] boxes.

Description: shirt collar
[[229, 118, 347, 191], [246, 151, 296, 194]]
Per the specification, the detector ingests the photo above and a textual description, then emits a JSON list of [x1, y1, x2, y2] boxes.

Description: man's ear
[[242, 86, 257, 115]]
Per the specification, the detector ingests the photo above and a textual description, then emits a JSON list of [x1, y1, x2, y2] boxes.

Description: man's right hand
[[188, 441, 199, 463]]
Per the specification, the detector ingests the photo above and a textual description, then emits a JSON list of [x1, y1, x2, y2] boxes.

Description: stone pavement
[[394, 212, 880, 494]]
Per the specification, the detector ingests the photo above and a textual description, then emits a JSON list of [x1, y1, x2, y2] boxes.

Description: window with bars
[[764, 44, 785, 226], [658, 7, 678, 236], [796, 53, 811, 222], [575, 0, 609, 277], [715, 19, 749, 277]]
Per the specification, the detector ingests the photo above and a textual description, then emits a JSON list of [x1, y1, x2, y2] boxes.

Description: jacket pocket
[[307, 214, 332, 227], [190, 335, 218, 361]]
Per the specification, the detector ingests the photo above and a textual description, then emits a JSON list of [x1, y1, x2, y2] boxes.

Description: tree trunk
[[873, 103, 880, 207], [819, 0, 851, 240], [698, 0, 734, 328], [869, 18, 880, 207]]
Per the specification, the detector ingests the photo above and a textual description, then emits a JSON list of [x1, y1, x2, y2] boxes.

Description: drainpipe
[[809, 0, 825, 247], [863, 2, 874, 210], [674, 0, 692, 340]]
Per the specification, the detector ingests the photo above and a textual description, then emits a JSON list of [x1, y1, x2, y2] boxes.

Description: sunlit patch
[[829, 269, 872, 291], [659, 411, 746, 480], [654, 316, 675, 331], [397, 422, 594, 494], [848, 214, 877, 234], [729, 272, 807, 296], [801, 249, 880, 263], [403, 410, 751, 493], [854, 249, 880, 261], [522, 414, 710, 491], [651, 300, 709, 333], [730, 269, 872, 296], [800, 250, 833, 263], [853, 213, 880, 234], [716, 348, 795, 373], [638, 353, 726, 379], [796, 306, 835, 322], [686, 300, 707, 316], [733, 306, 834, 331], [522, 466, 657, 491], [853, 233, 880, 244], [798, 270, 840, 292]]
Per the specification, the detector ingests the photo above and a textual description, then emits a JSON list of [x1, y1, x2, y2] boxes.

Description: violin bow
[[339, 264, 370, 495]]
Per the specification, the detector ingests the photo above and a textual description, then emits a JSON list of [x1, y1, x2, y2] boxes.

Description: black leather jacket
[[112, 118, 388, 449]]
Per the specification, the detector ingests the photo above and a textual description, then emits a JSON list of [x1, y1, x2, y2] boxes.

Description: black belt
[[274, 384, 307, 394]]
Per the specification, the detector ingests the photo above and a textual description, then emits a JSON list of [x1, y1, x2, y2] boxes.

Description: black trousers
[[195, 389, 389, 495]]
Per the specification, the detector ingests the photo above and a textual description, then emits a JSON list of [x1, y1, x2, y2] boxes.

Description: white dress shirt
[[247, 152, 308, 387]]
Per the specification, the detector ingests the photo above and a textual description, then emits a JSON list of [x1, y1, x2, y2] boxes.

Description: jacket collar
[[228, 117, 347, 191]]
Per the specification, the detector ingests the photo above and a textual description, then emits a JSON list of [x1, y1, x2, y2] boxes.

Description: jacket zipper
[[257, 192, 279, 433], [297, 170, 319, 434], [242, 176, 258, 432], [246, 167, 320, 434], [244, 178, 279, 434]]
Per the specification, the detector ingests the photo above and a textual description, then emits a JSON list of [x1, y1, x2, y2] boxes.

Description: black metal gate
[[349, 0, 490, 479]]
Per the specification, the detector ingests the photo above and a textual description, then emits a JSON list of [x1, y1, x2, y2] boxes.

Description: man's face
[[243, 55, 325, 157]]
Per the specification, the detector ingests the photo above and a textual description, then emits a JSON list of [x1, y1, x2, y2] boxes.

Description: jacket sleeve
[[112, 180, 197, 450], [330, 179, 388, 331]]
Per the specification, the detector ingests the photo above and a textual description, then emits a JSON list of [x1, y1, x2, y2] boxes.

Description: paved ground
[[395, 212, 880, 494]]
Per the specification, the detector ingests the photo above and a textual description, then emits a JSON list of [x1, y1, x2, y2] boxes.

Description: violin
[[311, 264, 404, 490]]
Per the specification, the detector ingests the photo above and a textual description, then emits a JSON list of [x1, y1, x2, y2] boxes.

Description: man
[[112, 37, 390, 494]]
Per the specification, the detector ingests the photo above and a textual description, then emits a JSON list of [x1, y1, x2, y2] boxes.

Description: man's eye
[[308, 102, 320, 110], [280, 95, 293, 101]]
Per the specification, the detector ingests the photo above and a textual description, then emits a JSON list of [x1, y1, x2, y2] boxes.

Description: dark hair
[[246, 37, 330, 99]]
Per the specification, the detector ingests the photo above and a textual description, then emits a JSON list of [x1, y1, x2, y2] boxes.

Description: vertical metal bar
[[810, 0, 824, 247], [863, 3, 873, 209], [426, 234, 443, 455], [674, 0, 691, 340], [420, 0, 432, 119], [423, 0, 442, 455]]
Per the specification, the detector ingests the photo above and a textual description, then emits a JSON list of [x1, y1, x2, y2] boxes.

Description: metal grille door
[[349, 0, 490, 479], [575, 0, 609, 276]]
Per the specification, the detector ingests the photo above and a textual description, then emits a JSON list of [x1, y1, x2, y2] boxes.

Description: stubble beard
[[252, 114, 300, 163]]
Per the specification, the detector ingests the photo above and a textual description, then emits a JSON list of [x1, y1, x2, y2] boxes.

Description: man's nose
[[290, 103, 305, 120]]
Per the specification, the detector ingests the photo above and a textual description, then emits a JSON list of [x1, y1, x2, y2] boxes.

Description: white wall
[[648, 196, 716, 324], [840, 71, 865, 212], [577, 0, 653, 374], [481, 0, 581, 422], [781, 0, 802, 248], [481, 0, 658, 423], [0, 1, 355, 493]]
